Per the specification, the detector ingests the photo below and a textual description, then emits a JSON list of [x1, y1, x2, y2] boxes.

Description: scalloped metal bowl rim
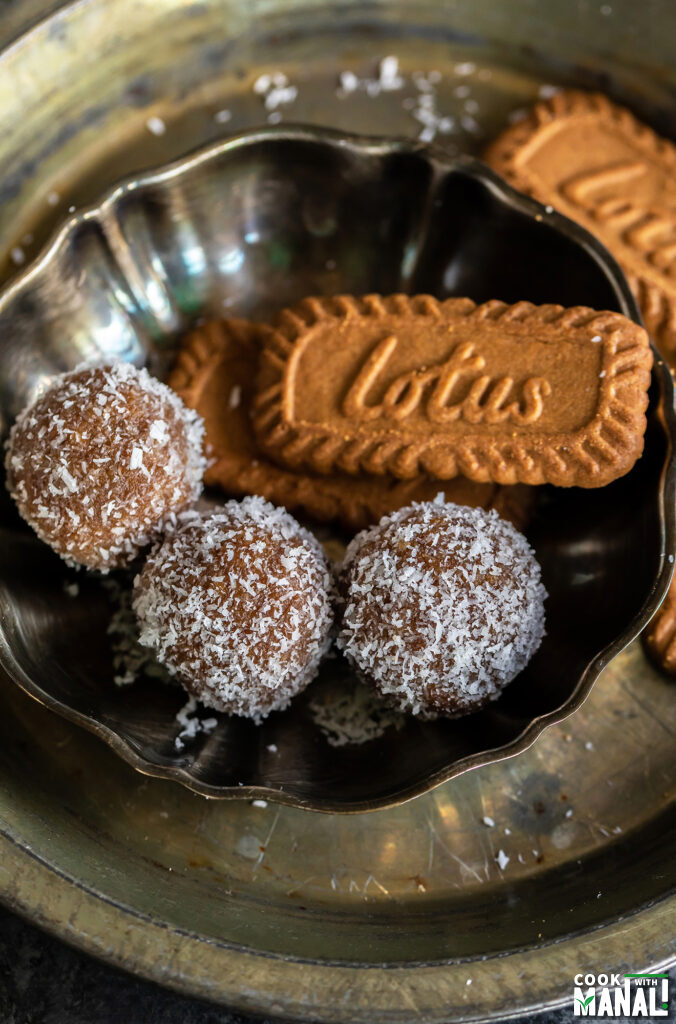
[[0, 125, 674, 813]]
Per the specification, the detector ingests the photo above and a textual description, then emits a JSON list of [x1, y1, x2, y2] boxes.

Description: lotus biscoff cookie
[[252, 294, 652, 487], [168, 318, 534, 531], [643, 576, 676, 676], [484, 90, 676, 363]]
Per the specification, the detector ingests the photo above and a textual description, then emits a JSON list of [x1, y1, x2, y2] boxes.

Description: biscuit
[[643, 576, 676, 676], [484, 90, 676, 364], [252, 294, 651, 487], [168, 318, 534, 531]]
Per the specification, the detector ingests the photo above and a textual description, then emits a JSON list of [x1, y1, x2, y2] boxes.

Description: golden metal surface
[[0, 640, 674, 1019], [0, 0, 674, 1018], [4, 642, 676, 908]]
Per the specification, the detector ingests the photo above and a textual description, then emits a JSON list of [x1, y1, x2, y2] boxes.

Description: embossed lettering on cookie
[[484, 89, 676, 367], [252, 294, 652, 487]]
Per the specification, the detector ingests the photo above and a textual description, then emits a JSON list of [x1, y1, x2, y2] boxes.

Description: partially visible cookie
[[168, 318, 534, 532], [643, 576, 676, 675], [484, 90, 676, 363], [252, 293, 651, 487]]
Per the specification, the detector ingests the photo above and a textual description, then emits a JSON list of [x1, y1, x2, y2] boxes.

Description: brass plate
[[0, 0, 674, 1019]]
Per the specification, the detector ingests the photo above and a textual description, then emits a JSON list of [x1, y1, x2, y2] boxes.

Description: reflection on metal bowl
[[0, 127, 673, 811]]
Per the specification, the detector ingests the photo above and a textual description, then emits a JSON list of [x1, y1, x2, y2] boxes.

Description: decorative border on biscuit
[[643, 576, 676, 676], [168, 319, 478, 529], [168, 318, 258, 398], [252, 294, 652, 488], [168, 317, 533, 530], [483, 90, 676, 187], [483, 89, 676, 359]]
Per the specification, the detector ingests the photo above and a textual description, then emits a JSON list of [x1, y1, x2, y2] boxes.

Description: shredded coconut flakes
[[174, 695, 219, 751], [337, 501, 546, 717], [308, 681, 405, 747], [5, 361, 206, 572], [133, 496, 334, 721], [102, 575, 175, 688]]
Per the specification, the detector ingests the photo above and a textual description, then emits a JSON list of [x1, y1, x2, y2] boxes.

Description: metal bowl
[[0, 126, 673, 811]]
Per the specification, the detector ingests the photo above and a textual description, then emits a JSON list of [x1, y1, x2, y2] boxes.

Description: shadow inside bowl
[[0, 130, 670, 810]]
